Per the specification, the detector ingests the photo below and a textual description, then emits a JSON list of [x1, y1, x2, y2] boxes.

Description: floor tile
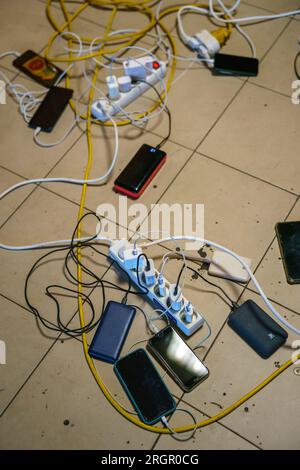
[[250, 19, 300, 96], [154, 402, 258, 450], [185, 290, 300, 449], [43, 125, 193, 226], [0, 76, 83, 180], [151, 151, 296, 266], [248, 198, 300, 314], [244, 0, 300, 14], [0, 0, 55, 71], [0, 337, 160, 450], [0, 295, 57, 415], [0, 187, 109, 313], [199, 83, 300, 193], [0, 167, 34, 227], [1, 0, 300, 451]]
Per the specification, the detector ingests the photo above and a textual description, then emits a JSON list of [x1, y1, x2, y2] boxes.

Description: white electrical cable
[[177, 3, 256, 58], [33, 122, 77, 148], [161, 408, 198, 441], [136, 235, 300, 337], [194, 318, 212, 350], [0, 116, 118, 251], [208, 0, 300, 24], [211, 0, 256, 57]]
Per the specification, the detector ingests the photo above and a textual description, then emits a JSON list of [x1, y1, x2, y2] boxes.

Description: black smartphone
[[114, 349, 175, 425], [29, 86, 73, 132], [276, 221, 300, 284], [13, 50, 64, 88], [148, 326, 209, 392], [213, 53, 259, 76], [114, 144, 167, 199]]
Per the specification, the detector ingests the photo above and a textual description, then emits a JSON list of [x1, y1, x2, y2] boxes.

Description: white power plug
[[169, 284, 183, 311], [143, 258, 156, 287], [157, 274, 167, 297], [106, 75, 120, 100], [195, 30, 220, 58], [122, 247, 144, 270], [184, 301, 194, 323], [123, 56, 153, 80]]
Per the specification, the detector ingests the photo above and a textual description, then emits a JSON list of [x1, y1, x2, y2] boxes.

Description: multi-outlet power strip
[[109, 240, 205, 336], [91, 60, 166, 122]]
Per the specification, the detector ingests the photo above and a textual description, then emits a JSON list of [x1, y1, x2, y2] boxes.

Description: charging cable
[[161, 408, 198, 441], [137, 235, 300, 337]]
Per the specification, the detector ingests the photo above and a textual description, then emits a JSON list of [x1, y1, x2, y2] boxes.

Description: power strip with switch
[[91, 61, 166, 122], [108, 240, 205, 336]]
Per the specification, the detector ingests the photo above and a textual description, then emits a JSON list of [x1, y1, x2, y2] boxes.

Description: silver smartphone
[[147, 326, 209, 392]]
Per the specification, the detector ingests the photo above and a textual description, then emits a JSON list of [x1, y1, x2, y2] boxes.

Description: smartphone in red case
[[114, 144, 166, 199]]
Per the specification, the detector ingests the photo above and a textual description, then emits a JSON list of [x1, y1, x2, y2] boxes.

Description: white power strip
[[91, 63, 167, 122], [109, 240, 205, 336]]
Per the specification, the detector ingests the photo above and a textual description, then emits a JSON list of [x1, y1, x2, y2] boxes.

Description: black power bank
[[88, 301, 136, 363], [228, 300, 288, 359], [114, 144, 167, 199], [213, 53, 259, 77]]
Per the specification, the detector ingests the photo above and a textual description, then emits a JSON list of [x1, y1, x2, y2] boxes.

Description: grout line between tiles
[[0, 256, 114, 418], [178, 398, 262, 450], [196, 151, 299, 197], [151, 390, 261, 451], [0, 132, 84, 231], [143, 79, 248, 217], [260, 17, 294, 64], [246, 79, 294, 100]]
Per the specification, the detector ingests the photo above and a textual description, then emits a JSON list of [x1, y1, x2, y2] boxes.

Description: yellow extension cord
[[44, 0, 300, 435]]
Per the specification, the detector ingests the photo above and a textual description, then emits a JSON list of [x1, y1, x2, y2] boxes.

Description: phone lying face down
[[276, 221, 300, 284], [148, 326, 209, 392], [114, 348, 176, 425]]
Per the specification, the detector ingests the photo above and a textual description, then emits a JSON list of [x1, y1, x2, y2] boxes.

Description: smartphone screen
[[29, 86, 73, 132], [13, 50, 64, 88], [148, 326, 209, 392], [214, 53, 259, 76], [114, 144, 166, 197], [114, 349, 175, 424], [276, 221, 300, 284]]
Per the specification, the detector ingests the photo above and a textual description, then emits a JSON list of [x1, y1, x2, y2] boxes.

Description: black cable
[[137, 78, 172, 149], [174, 262, 185, 295], [24, 212, 150, 337], [136, 252, 150, 294], [24, 213, 106, 338], [186, 265, 238, 309], [294, 51, 300, 80]]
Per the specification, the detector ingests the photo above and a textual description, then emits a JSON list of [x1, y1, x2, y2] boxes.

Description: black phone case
[[228, 300, 288, 359], [28, 86, 73, 132], [88, 301, 136, 363], [114, 144, 166, 194], [213, 53, 259, 77], [13, 50, 64, 88], [276, 222, 300, 284]]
